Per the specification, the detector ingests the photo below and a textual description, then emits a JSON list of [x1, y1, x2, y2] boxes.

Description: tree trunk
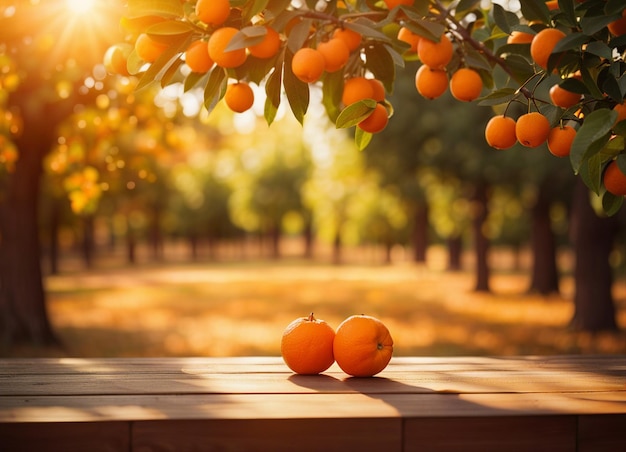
[[81, 215, 95, 269], [332, 229, 342, 265], [412, 201, 429, 263], [447, 234, 463, 271], [528, 183, 560, 295], [569, 180, 619, 331], [471, 181, 491, 292], [48, 199, 61, 275], [0, 110, 58, 347], [303, 219, 314, 259]]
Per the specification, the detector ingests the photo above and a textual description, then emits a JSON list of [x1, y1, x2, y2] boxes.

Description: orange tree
[[111, 0, 625, 331]]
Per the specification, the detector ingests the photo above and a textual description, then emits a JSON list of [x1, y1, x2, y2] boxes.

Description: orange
[[418, 33, 453, 70], [547, 125, 576, 157], [384, 0, 414, 8], [603, 160, 626, 196], [398, 27, 421, 53], [208, 27, 247, 68], [318, 38, 350, 72], [507, 31, 534, 44], [333, 27, 362, 51], [224, 82, 254, 113], [545, 0, 559, 10], [185, 40, 214, 73], [549, 83, 581, 108], [196, 0, 230, 27], [248, 26, 281, 59], [613, 103, 626, 125], [104, 44, 130, 76], [608, 10, 626, 36], [485, 115, 517, 149], [415, 64, 448, 99], [530, 28, 566, 69], [342, 76, 375, 105], [281, 313, 335, 375], [449, 67, 483, 102], [333, 314, 393, 377], [516, 112, 551, 147], [291, 47, 325, 83], [369, 79, 386, 102], [135, 33, 168, 63], [358, 103, 389, 134]]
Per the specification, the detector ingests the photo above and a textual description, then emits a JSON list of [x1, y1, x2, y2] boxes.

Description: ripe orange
[[369, 79, 386, 102], [546, 0, 559, 10], [418, 33, 453, 70], [613, 102, 626, 125], [318, 38, 350, 72], [549, 83, 581, 108], [224, 82, 254, 113], [415, 64, 448, 99], [516, 112, 551, 148], [185, 40, 214, 73], [603, 160, 626, 196], [384, 0, 414, 8], [608, 10, 626, 36], [333, 314, 393, 377], [281, 313, 335, 375], [248, 26, 281, 59], [530, 28, 566, 69], [196, 0, 230, 27], [208, 27, 247, 68], [358, 103, 389, 134], [291, 47, 325, 83], [398, 27, 421, 53], [485, 115, 517, 149], [547, 125, 576, 157], [449, 68, 483, 102], [135, 33, 168, 63], [507, 31, 534, 44], [333, 27, 362, 51], [342, 76, 375, 105]]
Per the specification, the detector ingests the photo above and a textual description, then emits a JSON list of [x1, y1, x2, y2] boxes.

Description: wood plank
[[1, 392, 624, 424], [403, 416, 576, 452], [0, 421, 130, 452], [133, 418, 401, 452], [578, 414, 626, 452]]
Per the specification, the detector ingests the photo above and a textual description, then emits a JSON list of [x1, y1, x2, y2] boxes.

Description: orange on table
[[281, 313, 335, 375], [549, 83, 581, 108], [333, 314, 393, 377], [516, 112, 551, 148], [418, 33, 453, 70], [248, 26, 281, 59], [398, 27, 421, 53], [342, 76, 375, 105], [530, 28, 566, 69], [358, 103, 389, 134], [547, 125, 576, 157], [603, 160, 626, 196], [185, 40, 213, 73], [208, 27, 247, 68], [449, 68, 483, 102], [415, 64, 448, 99], [485, 115, 517, 150], [224, 82, 254, 113], [135, 33, 168, 63], [318, 38, 350, 72], [291, 47, 325, 83], [196, 0, 230, 27], [333, 27, 362, 51]]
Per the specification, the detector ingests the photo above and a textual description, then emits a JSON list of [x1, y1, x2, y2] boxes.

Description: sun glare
[[65, 0, 96, 15]]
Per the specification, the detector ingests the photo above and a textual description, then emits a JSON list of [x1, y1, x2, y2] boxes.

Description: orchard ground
[[4, 241, 625, 357]]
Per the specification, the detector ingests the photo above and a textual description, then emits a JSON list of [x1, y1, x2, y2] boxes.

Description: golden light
[[65, 0, 96, 15]]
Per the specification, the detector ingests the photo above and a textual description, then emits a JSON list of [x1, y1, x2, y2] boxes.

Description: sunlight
[[65, 0, 96, 15]]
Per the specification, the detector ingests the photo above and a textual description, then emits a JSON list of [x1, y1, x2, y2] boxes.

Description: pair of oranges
[[281, 313, 393, 377]]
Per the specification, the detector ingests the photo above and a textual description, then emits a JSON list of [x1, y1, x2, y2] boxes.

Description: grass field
[[21, 246, 625, 358]]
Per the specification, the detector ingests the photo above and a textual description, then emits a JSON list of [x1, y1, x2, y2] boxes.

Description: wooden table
[[0, 355, 625, 451]]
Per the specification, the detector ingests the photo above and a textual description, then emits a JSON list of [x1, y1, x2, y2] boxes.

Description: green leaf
[[184, 71, 207, 92], [602, 191, 624, 216], [136, 33, 191, 91], [557, 0, 577, 27], [617, 153, 626, 174], [502, 54, 535, 84], [520, 0, 550, 24], [286, 18, 313, 53], [538, 103, 562, 126], [264, 57, 283, 126], [226, 26, 267, 52], [477, 88, 516, 106], [492, 3, 518, 35], [570, 108, 617, 173], [552, 33, 589, 53], [321, 71, 344, 124], [585, 152, 604, 194], [364, 43, 396, 93], [584, 41, 613, 60], [346, 18, 392, 43], [203, 67, 227, 115], [283, 49, 309, 124], [127, 0, 183, 18], [559, 77, 589, 94], [242, 0, 270, 22], [336, 99, 377, 129], [580, 14, 621, 35], [580, 65, 605, 98], [355, 127, 373, 151], [147, 20, 193, 36], [602, 73, 623, 103], [456, 0, 481, 15], [605, 0, 626, 15]]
